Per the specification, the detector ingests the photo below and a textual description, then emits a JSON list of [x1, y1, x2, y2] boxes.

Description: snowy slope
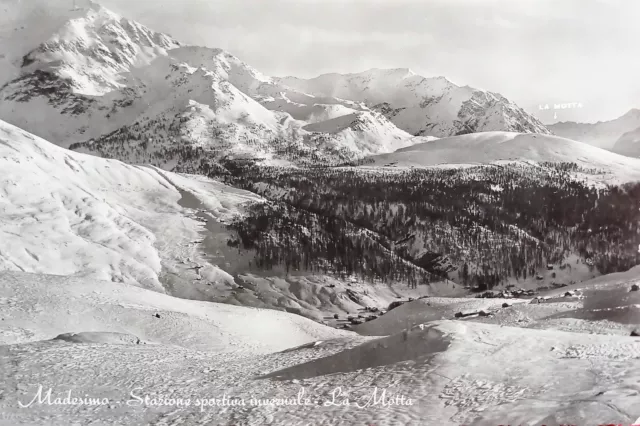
[[0, 118, 262, 294], [1, 269, 640, 425], [367, 131, 640, 183], [611, 125, 640, 157], [549, 108, 640, 150], [278, 69, 551, 137], [0, 271, 352, 351]]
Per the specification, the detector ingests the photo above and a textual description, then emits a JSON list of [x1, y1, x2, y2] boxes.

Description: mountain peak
[[4, 1, 180, 95]]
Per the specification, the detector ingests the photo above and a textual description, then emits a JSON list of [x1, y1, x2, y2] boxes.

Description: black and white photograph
[[1, 0, 640, 424]]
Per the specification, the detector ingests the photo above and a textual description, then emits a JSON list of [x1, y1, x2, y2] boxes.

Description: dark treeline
[[216, 162, 640, 291], [67, 116, 640, 290], [69, 116, 440, 286], [226, 201, 435, 288]]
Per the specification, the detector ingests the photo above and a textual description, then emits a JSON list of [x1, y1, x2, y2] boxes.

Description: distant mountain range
[[0, 0, 554, 170], [611, 124, 640, 157], [547, 108, 640, 150], [279, 70, 551, 137]]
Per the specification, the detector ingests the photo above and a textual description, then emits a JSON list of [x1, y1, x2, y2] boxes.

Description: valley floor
[[2, 268, 640, 425]]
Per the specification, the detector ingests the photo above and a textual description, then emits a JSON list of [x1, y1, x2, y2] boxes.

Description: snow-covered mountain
[[278, 69, 551, 137], [168, 46, 369, 118], [0, 1, 553, 167], [0, 3, 410, 163], [0, 0, 183, 145], [66, 54, 418, 167], [548, 108, 640, 150], [611, 125, 640, 157], [367, 131, 640, 184]]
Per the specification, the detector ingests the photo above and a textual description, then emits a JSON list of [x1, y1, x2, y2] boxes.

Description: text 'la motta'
[[538, 102, 584, 110]]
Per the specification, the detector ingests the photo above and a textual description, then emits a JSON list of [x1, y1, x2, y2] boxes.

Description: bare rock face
[[630, 284, 639, 292], [631, 329, 640, 337]]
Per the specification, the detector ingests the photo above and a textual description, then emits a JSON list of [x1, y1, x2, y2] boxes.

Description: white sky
[[82, 0, 640, 122]]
